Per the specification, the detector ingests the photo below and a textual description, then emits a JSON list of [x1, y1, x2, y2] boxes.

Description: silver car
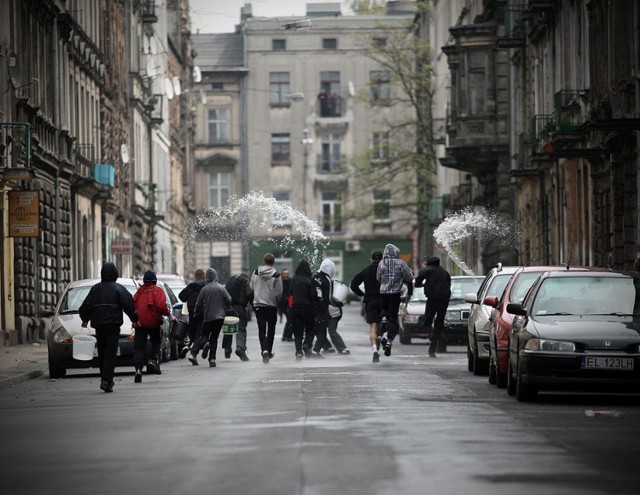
[[464, 264, 519, 375]]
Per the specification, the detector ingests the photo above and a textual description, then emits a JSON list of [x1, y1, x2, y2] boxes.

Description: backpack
[[312, 272, 325, 303]]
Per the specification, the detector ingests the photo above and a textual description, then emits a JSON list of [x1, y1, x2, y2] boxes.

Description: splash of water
[[434, 208, 519, 275], [185, 191, 328, 269]]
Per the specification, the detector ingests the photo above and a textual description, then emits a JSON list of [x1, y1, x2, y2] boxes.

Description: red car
[[484, 266, 602, 388]]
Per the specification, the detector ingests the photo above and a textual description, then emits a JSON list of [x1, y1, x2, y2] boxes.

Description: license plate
[[581, 356, 634, 370]]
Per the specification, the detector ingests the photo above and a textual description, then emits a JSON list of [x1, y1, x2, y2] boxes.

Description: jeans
[[424, 296, 450, 355], [198, 319, 224, 360], [94, 325, 121, 384], [312, 310, 330, 353], [133, 326, 161, 371], [232, 304, 249, 351], [254, 306, 278, 353], [292, 306, 315, 354], [327, 316, 347, 352], [381, 293, 402, 341]]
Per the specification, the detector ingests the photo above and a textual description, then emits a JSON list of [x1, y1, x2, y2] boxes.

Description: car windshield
[[485, 274, 512, 298], [508, 272, 542, 303], [451, 277, 484, 302], [532, 276, 640, 316], [58, 285, 137, 314]]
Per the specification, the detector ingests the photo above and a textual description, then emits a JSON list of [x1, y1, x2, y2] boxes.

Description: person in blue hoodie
[[376, 243, 414, 357], [188, 268, 232, 367]]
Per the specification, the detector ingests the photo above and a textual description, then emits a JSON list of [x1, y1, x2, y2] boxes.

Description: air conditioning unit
[[345, 240, 361, 252]]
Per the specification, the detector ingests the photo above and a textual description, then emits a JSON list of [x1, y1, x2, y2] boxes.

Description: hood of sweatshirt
[[383, 243, 400, 259], [257, 265, 277, 280], [319, 258, 335, 278], [205, 267, 218, 283], [295, 260, 312, 277], [101, 262, 119, 282]]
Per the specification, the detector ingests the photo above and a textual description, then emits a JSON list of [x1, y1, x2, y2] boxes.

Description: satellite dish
[[8, 51, 22, 88], [199, 89, 207, 105], [165, 77, 174, 100], [120, 144, 130, 164], [172, 76, 182, 96], [348, 81, 355, 97], [193, 66, 202, 83]]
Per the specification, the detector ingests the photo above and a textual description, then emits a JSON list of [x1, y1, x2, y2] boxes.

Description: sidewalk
[[0, 342, 49, 388]]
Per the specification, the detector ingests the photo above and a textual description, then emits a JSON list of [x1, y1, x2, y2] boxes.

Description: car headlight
[[525, 338, 575, 352], [50, 324, 73, 344], [445, 310, 460, 322], [403, 314, 420, 323]]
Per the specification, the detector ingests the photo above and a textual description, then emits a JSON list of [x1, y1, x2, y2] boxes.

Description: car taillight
[[52, 326, 73, 344]]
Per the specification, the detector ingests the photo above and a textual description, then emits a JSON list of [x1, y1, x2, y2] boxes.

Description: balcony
[[317, 93, 344, 118], [75, 143, 95, 180], [530, 113, 603, 160], [584, 89, 640, 132], [316, 154, 345, 174], [496, 3, 527, 49], [141, 0, 158, 23]]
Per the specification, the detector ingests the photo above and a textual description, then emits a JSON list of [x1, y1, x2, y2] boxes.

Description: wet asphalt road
[[0, 304, 638, 495]]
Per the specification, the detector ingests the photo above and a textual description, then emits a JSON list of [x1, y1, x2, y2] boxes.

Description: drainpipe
[[53, 18, 62, 299], [635, 1, 640, 259]]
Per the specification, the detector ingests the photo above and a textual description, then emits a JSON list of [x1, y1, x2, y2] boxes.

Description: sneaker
[[372, 351, 380, 363], [338, 349, 351, 355], [235, 349, 250, 361], [262, 350, 270, 364], [100, 378, 113, 393], [178, 346, 190, 359], [269, 352, 275, 359], [380, 336, 388, 348], [201, 342, 211, 360], [376, 336, 381, 351], [147, 359, 161, 375], [134, 371, 142, 383], [209, 359, 216, 368], [323, 347, 336, 353], [295, 352, 304, 361], [380, 316, 388, 333], [225, 348, 232, 359], [188, 353, 199, 366], [384, 343, 392, 357], [302, 343, 311, 358], [429, 352, 437, 358]]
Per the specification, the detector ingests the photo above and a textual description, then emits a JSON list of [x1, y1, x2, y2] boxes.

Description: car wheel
[[506, 354, 516, 396], [488, 355, 497, 385], [496, 361, 507, 389], [48, 354, 66, 379], [516, 362, 537, 402], [467, 344, 473, 372]]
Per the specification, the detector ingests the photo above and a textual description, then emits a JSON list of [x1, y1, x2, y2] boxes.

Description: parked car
[[46, 277, 169, 378], [485, 265, 600, 388], [398, 276, 483, 347], [506, 270, 640, 401], [155, 280, 183, 360], [464, 264, 520, 375], [156, 274, 186, 295]]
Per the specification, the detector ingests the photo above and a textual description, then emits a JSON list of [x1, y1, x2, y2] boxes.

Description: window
[[272, 191, 291, 226], [208, 108, 229, 144], [272, 39, 286, 51], [373, 189, 390, 221], [320, 133, 341, 172], [209, 172, 230, 209], [271, 134, 290, 164], [371, 132, 390, 161], [322, 38, 337, 50], [319, 71, 341, 117], [468, 51, 485, 114], [269, 72, 290, 106], [370, 70, 390, 102], [322, 191, 342, 233]]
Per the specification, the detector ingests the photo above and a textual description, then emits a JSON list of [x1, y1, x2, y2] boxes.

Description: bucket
[[222, 316, 239, 335], [72, 333, 97, 361], [170, 320, 190, 341], [332, 281, 349, 304]]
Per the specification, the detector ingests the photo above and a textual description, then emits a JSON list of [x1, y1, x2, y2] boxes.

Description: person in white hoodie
[[250, 253, 283, 363]]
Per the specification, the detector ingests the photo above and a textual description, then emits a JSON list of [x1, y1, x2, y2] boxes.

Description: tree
[[348, 2, 436, 257]]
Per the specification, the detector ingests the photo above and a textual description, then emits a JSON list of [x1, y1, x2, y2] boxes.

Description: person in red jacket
[[133, 270, 176, 382]]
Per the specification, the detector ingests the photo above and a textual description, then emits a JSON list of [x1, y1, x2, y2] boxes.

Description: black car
[[506, 270, 640, 401]]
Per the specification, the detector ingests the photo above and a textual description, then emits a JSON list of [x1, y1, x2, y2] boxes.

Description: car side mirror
[[483, 296, 499, 307], [464, 292, 478, 304], [506, 303, 527, 316]]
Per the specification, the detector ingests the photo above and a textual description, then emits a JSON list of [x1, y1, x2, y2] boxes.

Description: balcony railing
[[530, 114, 554, 154], [316, 154, 344, 174], [553, 90, 587, 132], [496, 3, 527, 48], [142, 0, 158, 23], [317, 94, 343, 118], [75, 143, 95, 180]]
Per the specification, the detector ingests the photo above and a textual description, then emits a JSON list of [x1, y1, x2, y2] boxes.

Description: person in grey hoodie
[[188, 268, 232, 367], [250, 253, 283, 363], [376, 243, 414, 357]]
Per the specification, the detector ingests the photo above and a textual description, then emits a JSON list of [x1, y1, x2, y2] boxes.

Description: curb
[[0, 369, 46, 389]]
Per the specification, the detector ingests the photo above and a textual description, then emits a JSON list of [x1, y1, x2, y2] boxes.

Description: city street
[[0, 303, 638, 495]]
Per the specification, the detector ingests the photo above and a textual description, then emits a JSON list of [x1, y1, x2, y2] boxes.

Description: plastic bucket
[[332, 281, 349, 304], [72, 334, 97, 361], [222, 316, 239, 335]]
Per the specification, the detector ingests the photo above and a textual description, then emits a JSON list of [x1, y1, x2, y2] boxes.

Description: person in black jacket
[[278, 268, 293, 341], [178, 268, 206, 358], [79, 262, 139, 393], [350, 250, 384, 362], [414, 256, 451, 357], [289, 260, 319, 360], [225, 271, 253, 361]]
